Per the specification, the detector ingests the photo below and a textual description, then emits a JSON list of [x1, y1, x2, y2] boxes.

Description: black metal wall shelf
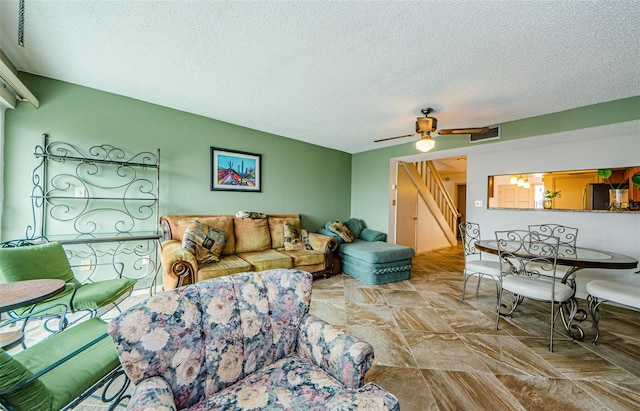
[[27, 134, 162, 293]]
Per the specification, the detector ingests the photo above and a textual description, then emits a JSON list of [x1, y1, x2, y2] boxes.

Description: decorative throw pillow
[[300, 229, 313, 250], [344, 218, 365, 239], [329, 220, 353, 243], [235, 211, 267, 219], [284, 223, 313, 251], [182, 220, 227, 264]]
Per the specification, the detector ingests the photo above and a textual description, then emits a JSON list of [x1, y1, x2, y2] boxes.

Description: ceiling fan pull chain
[[18, 0, 25, 47]]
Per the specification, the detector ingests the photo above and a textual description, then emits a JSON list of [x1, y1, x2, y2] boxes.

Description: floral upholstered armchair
[[108, 269, 399, 410]]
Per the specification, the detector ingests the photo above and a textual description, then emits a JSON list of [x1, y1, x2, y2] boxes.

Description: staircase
[[401, 161, 458, 246]]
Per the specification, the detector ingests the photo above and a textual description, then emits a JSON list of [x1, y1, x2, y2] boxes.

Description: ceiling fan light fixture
[[415, 133, 435, 152], [416, 116, 437, 133]]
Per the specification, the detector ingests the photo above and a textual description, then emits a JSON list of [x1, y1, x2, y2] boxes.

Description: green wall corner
[[2, 74, 352, 239]]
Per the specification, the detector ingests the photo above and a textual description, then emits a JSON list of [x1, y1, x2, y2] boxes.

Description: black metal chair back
[[459, 222, 482, 257], [528, 224, 577, 258]]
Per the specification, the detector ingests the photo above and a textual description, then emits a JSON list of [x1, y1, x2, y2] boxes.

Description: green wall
[[351, 96, 640, 231], [3, 75, 638, 240], [2, 74, 352, 239]]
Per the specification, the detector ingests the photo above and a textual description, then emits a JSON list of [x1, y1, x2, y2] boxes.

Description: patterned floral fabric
[[297, 314, 374, 389], [205, 356, 398, 410], [108, 269, 399, 411], [108, 285, 207, 410], [126, 376, 178, 411]]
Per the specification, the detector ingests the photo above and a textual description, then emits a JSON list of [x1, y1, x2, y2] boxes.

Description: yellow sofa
[[159, 214, 337, 290]]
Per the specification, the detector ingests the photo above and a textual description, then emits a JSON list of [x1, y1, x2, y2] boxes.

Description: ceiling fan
[[374, 108, 491, 152]]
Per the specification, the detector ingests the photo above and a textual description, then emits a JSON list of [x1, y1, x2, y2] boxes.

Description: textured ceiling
[[1, 1, 638, 154]]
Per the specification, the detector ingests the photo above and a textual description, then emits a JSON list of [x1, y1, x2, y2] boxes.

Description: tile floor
[[309, 245, 640, 411], [7, 244, 639, 410]]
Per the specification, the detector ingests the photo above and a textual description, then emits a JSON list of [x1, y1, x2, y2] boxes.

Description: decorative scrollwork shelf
[[27, 134, 161, 294]]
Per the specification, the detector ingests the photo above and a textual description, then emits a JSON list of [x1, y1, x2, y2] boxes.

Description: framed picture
[[210, 147, 262, 192]]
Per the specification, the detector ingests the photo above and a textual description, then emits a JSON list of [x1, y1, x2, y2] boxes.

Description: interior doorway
[[396, 163, 417, 249], [456, 184, 466, 239], [393, 156, 467, 253]]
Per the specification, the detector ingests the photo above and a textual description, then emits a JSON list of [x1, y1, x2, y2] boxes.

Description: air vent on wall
[[469, 125, 500, 143]]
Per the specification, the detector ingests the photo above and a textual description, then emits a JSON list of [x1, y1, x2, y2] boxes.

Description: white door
[[498, 185, 534, 208], [396, 164, 417, 249]]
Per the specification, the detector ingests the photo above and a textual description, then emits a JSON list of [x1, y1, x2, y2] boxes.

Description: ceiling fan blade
[[437, 127, 490, 135], [373, 133, 418, 143]]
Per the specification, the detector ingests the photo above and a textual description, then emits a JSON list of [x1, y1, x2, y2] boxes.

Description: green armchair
[[0, 318, 129, 410], [0, 241, 135, 330]]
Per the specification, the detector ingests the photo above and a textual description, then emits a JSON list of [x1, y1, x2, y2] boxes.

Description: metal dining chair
[[527, 224, 578, 280], [459, 222, 502, 301], [495, 230, 574, 352], [586, 280, 640, 344]]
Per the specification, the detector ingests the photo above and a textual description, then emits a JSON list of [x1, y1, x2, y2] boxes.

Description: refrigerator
[[584, 183, 612, 210]]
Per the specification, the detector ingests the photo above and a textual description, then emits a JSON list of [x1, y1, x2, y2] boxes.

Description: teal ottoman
[[339, 239, 415, 285]]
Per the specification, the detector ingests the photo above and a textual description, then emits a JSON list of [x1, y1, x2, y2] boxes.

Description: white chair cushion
[[465, 260, 502, 277], [586, 280, 640, 309], [502, 275, 574, 302]]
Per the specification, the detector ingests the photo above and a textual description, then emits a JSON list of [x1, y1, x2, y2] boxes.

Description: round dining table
[[0, 279, 66, 349]]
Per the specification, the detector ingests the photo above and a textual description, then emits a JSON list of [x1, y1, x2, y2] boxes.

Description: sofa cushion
[[340, 239, 415, 264], [237, 250, 293, 272], [360, 228, 387, 242], [267, 215, 302, 249], [197, 355, 398, 410], [182, 220, 227, 264], [19, 278, 135, 317], [197, 270, 313, 397], [344, 218, 365, 239], [161, 215, 235, 255], [260, 269, 313, 358], [235, 211, 266, 219], [18, 318, 120, 411], [201, 216, 235, 256], [198, 275, 245, 395], [234, 218, 271, 253], [278, 249, 325, 266], [207, 355, 345, 409], [0, 241, 77, 285], [197, 255, 252, 282], [329, 220, 353, 243], [283, 223, 313, 251], [0, 350, 52, 410]]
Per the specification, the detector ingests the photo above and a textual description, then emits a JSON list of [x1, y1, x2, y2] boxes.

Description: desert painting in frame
[[211, 147, 262, 192]]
